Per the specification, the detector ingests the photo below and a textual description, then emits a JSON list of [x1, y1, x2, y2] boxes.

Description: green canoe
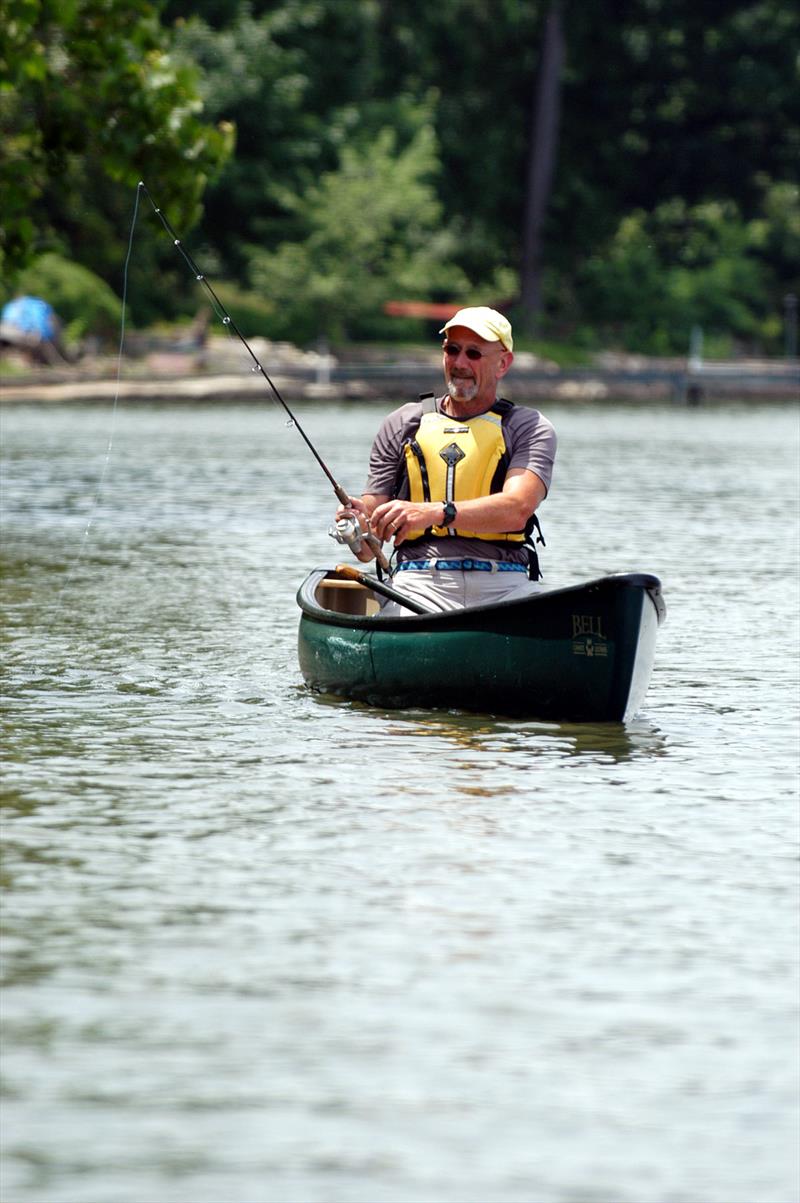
[[297, 568, 666, 723]]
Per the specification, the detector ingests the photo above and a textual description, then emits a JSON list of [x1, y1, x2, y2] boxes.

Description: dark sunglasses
[[442, 341, 502, 361]]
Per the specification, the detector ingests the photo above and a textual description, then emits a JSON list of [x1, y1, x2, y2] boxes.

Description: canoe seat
[[317, 577, 381, 617]]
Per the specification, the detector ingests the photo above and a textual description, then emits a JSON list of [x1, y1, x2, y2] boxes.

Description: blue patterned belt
[[396, 559, 527, 573]]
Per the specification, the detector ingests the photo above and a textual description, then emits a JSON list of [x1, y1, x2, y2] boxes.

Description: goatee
[[447, 378, 478, 402]]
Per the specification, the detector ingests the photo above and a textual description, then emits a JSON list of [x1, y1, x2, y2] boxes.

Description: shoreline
[[2, 355, 798, 404]]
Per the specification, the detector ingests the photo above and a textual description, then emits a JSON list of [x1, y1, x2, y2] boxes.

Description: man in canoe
[[337, 306, 557, 614]]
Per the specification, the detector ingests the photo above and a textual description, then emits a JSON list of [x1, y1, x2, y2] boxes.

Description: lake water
[[1, 398, 798, 1203]]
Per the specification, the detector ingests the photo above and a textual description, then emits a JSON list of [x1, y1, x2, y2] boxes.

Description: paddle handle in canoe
[[334, 564, 432, 615]]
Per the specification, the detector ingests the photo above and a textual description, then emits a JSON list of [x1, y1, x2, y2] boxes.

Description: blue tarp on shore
[[1, 296, 58, 340]]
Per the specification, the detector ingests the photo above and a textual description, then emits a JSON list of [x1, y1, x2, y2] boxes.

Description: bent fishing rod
[[136, 181, 390, 572]]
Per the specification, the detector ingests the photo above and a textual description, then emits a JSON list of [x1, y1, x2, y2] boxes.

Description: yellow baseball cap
[[440, 306, 513, 351]]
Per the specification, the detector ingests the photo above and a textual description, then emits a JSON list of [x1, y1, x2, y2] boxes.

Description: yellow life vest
[[402, 399, 524, 543]]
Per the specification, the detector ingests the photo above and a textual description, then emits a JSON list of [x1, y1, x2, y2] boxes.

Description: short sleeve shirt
[[363, 395, 557, 565]]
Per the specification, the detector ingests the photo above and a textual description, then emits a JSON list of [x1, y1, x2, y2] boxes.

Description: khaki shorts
[[379, 566, 544, 616]]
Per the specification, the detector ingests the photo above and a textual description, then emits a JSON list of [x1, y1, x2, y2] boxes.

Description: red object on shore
[[383, 301, 460, 320]]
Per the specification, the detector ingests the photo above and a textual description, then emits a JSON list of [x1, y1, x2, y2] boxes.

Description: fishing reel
[[329, 509, 391, 573], [328, 513, 364, 554]]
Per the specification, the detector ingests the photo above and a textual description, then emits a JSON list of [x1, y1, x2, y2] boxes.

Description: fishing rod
[[137, 181, 390, 572], [334, 564, 431, 614]]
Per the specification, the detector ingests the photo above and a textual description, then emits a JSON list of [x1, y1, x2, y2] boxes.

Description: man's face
[[442, 325, 512, 411]]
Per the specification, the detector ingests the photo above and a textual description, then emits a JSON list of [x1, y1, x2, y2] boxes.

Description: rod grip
[[333, 565, 431, 614], [335, 564, 364, 582]]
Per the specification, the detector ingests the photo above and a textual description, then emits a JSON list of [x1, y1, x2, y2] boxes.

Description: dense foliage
[[15, 252, 122, 341], [0, 0, 232, 317], [2, 0, 798, 353]]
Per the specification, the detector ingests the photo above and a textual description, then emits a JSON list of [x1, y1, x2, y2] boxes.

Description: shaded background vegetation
[[1, 0, 798, 354]]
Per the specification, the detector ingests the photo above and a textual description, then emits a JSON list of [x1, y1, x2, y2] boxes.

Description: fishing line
[[138, 182, 391, 573], [54, 180, 388, 605], [136, 181, 352, 507], [52, 182, 141, 612]]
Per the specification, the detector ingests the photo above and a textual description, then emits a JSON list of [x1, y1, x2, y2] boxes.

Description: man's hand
[[369, 470, 545, 545], [335, 496, 370, 523], [333, 496, 395, 563], [370, 500, 443, 545]]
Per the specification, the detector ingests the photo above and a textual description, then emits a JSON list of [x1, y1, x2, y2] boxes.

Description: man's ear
[[496, 350, 514, 379]]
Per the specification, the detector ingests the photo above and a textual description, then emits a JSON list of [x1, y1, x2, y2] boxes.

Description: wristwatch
[[442, 500, 457, 526]]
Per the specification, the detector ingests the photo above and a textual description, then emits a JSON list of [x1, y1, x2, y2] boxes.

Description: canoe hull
[[297, 569, 665, 723]]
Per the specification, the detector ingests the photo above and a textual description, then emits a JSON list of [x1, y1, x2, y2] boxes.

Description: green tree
[[552, 0, 800, 248], [362, 0, 799, 331], [249, 124, 473, 343], [577, 183, 799, 353], [168, 0, 446, 285], [168, 3, 324, 281], [164, 0, 799, 348], [8, 0, 795, 345], [0, 0, 233, 286], [15, 252, 122, 341]]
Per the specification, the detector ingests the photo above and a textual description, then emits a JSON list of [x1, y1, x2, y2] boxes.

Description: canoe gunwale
[[297, 567, 666, 631]]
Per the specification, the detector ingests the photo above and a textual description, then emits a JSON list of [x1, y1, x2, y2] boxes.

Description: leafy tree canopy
[[578, 181, 799, 353], [0, 0, 233, 284], [16, 252, 122, 341], [249, 123, 477, 343], [2, 0, 797, 352]]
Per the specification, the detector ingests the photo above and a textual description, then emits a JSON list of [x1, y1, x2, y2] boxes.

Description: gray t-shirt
[[364, 395, 557, 565]]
